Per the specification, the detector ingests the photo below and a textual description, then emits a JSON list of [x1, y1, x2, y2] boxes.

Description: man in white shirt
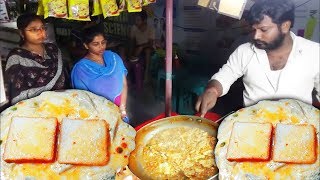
[[196, 0, 320, 117], [129, 10, 155, 83]]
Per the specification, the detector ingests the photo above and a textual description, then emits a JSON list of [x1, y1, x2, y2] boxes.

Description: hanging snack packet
[[92, 0, 102, 16], [44, 0, 67, 19], [117, 0, 126, 12], [36, 0, 44, 16], [127, 0, 142, 12], [0, 0, 9, 22], [100, 0, 120, 18], [68, 0, 90, 21], [142, 0, 156, 6]]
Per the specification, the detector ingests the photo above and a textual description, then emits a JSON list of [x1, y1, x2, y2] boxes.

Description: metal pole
[[165, 0, 173, 117]]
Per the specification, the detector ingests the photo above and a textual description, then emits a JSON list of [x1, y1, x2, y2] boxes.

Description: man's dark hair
[[82, 25, 106, 44], [136, 10, 148, 21], [247, 0, 295, 28]]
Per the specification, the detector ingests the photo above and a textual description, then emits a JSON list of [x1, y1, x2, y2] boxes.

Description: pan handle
[[214, 111, 235, 123], [207, 173, 218, 180]]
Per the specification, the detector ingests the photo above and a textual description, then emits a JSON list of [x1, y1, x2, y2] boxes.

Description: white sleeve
[[211, 47, 246, 96]]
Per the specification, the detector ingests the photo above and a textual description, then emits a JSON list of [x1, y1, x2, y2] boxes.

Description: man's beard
[[253, 32, 285, 50]]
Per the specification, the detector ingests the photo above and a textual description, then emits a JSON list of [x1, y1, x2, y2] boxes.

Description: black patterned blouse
[[4, 43, 69, 104]]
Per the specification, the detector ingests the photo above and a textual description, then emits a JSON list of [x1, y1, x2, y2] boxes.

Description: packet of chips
[[92, 0, 102, 16], [142, 0, 156, 6], [100, 0, 120, 18], [127, 0, 142, 12], [0, 0, 9, 22], [117, 0, 126, 12], [36, 0, 44, 16], [68, 0, 90, 21], [44, 0, 67, 19]]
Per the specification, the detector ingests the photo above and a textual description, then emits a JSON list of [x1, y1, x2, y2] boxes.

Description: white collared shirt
[[212, 32, 320, 106]]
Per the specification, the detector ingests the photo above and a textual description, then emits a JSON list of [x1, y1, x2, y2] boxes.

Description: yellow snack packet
[[37, 0, 44, 16], [142, 0, 156, 6], [44, 0, 67, 19], [92, 0, 102, 16], [127, 0, 142, 13], [117, 0, 126, 12], [68, 0, 90, 21], [100, 0, 120, 18]]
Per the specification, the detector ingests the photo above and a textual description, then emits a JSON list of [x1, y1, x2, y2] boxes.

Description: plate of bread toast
[[0, 90, 136, 179], [215, 99, 319, 179]]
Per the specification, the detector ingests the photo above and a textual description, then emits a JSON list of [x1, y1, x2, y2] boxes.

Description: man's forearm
[[205, 79, 223, 97]]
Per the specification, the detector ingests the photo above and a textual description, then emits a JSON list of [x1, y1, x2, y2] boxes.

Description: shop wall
[[150, 0, 218, 71], [292, 0, 319, 42], [150, 0, 319, 70]]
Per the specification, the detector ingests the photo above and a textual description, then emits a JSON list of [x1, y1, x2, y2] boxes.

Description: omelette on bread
[[0, 90, 136, 179], [215, 99, 319, 179], [227, 122, 273, 162], [3, 117, 58, 163], [58, 118, 109, 166], [273, 124, 317, 164]]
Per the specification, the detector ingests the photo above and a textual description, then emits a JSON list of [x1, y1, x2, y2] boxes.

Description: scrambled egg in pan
[[142, 127, 217, 179]]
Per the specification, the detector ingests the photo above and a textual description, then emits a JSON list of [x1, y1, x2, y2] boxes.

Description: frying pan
[[129, 115, 220, 179]]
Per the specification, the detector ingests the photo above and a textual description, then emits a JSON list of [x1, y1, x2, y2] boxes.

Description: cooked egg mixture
[[215, 99, 320, 180], [142, 127, 217, 179], [0, 90, 136, 179]]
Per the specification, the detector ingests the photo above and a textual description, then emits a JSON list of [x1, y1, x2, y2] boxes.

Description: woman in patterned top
[[4, 13, 69, 105]]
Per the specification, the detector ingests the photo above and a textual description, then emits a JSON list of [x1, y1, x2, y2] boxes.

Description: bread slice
[[3, 117, 58, 163], [273, 124, 317, 164], [227, 122, 273, 162], [57, 118, 109, 166]]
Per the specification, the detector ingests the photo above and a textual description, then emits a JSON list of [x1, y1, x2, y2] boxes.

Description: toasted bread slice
[[57, 118, 109, 166], [227, 122, 273, 162], [273, 124, 317, 164], [3, 117, 58, 163]]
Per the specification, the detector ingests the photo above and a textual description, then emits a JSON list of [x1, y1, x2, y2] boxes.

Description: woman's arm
[[119, 75, 128, 118]]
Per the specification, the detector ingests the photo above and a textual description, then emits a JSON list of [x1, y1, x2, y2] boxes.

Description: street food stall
[[1, 90, 319, 179], [0, 0, 319, 179]]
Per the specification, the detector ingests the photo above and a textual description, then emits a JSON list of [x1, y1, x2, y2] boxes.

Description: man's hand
[[195, 79, 223, 117], [195, 89, 219, 117]]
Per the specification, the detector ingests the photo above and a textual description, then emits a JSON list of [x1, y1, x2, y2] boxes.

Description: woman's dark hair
[[136, 10, 148, 21], [17, 13, 45, 31], [82, 25, 106, 44], [247, 0, 295, 28], [17, 13, 45, 45]]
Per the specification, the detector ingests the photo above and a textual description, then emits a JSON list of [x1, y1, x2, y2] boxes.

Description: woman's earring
[[83, 44, 89, 50]]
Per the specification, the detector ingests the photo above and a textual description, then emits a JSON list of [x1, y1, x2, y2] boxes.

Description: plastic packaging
[[117, 0, 126, 13], [44, 0, 67, 19], [142, 0, 156, 6], [127, 0, 142, 12], [92, 0, 102, 16], [68, 0, 90, 21], [36, 0, 44, 16], [0, 0, 10, 22], [100, 0, 119, 18]]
